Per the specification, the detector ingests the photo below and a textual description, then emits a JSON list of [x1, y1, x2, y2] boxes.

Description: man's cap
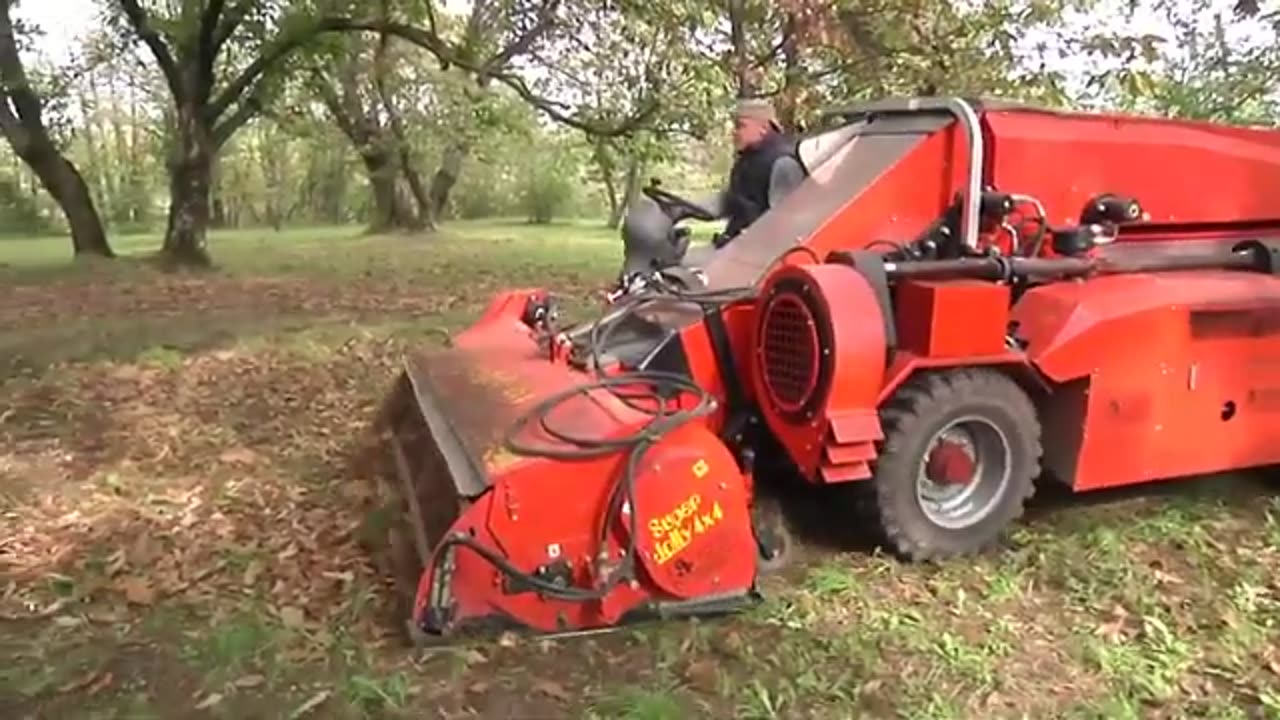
[[734, 97, 777, 121]]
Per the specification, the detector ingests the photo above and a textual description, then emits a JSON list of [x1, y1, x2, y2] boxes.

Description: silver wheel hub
[[915, 415, 1012, 530]]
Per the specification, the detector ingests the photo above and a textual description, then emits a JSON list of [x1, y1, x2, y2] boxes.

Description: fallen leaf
[[88, 607, 126, 624], [242, 561, 264, 586], [218, 447, 260, 466], [682, 660, 719, 693], [1095, 618, 1125, 642], [460, 649, 486, 665], [105, 549, 127, 576], [118, 577, 156, 605], [235, 674, 266, 689], [1093, 604, 1129, 643], [87, 672, 113, 696], [497, 631, 518, 648], [1268, 657, 1280, 677], [467, 681, 489, 694], [713, 630, 745, 657], [289, 689, 331, 719], [59, 670, 102, 693], [279, 606, 306, 628], [533, 679, 571, 702], [860, 679, 885, 696], [195, 692, 224, 710], [128, 533, 160, 566]]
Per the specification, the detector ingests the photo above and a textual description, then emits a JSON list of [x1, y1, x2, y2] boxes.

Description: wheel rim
[[914, 415, 1012, 530]]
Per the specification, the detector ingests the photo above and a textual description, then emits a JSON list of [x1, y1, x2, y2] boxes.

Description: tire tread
[[866, 368, 1042, 561]]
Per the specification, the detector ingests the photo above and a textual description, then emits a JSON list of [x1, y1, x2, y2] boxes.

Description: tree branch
[[0, 2, 42, 125], [349, 19, 658, 137], [212, 86, 263, 147], [195, 0, 226, 104], [209, 16, 363, 123], [116, 0, 185, 102], [481, 0, 562, 76], [198, 0, 225, 61], [213, 0, 255, 52], [196, 12, 654, 140]]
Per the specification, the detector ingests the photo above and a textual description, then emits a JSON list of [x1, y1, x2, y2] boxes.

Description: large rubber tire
[[868, 368, 1042, 561]]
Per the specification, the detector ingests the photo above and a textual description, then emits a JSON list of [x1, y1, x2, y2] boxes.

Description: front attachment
[[368, 353, 496, 631], [365, 291, 761, 641]]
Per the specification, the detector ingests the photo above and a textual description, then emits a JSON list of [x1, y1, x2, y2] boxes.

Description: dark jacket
[[719, 131, 803, 244]]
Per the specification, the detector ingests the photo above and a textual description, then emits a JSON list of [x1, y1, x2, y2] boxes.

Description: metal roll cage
[[823, 97, 986, 253]]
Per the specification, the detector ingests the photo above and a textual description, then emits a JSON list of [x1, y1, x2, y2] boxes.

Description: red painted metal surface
[[983, 109, 1280, 235], [399, 291, 757, 634], [801, 128, 967, 262], [1012, 270, 1280, 490], [894, 280, 1011, 358]]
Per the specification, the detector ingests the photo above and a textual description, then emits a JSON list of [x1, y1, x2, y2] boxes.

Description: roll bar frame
[[823, 97, 985, 252]]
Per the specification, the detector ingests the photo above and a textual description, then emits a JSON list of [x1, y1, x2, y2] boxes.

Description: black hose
[[431, 370, 718, 604]]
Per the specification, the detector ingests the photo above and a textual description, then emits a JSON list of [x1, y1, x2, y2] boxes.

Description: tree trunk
[[0, 0, 112, 258], [8, 130, 113, 256], [777, 13, 803, 128], [609, 155, 644, 230], [31, 151, 114, 257], [593, 138, 620, 228], [364, 150, 416, 233], [161, 111, 215, 267], [427, 140, 469, 221]]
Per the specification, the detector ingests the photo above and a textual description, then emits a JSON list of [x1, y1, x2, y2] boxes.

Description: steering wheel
[[642, 181, 719, 222]]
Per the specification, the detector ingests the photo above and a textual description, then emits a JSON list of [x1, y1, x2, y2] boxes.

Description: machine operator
[[698, 97, 809, 248]]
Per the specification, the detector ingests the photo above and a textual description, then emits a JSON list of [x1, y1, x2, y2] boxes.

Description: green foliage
[[1077, 0, 1280, 124], [0, 173, 53, 236], [517, 129, 589, 224], [2, 0, 1278, 246]]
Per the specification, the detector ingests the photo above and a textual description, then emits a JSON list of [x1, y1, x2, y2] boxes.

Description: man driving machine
[[611, 97, 808, 298], [703, 97, 809, 248]]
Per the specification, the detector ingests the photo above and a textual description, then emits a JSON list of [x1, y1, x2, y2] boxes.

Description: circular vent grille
[[760, 291, 822, 413]]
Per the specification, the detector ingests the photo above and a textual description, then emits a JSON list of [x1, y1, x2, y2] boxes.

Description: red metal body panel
[[1012, 270, 1280, 490], [778, 128, 969, 263], [983, 109, 1280, 234], [875, 351, 1033, 405], [894, 280, 1011, 358]]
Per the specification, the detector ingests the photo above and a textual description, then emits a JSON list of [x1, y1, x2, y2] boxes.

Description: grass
[[3, 218, 1280, 719]]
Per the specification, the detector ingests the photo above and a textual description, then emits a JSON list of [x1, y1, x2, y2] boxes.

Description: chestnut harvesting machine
[[362, 97, 1280, 644]]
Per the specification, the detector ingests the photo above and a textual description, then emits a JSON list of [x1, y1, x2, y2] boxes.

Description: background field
[[3, 223, 1280, 720]]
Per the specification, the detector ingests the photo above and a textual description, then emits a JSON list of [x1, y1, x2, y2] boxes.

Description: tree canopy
[[0, 0, 1276, 264]]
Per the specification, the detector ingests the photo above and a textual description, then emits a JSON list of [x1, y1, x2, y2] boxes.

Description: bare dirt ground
[[3, 223, 1280, 719]]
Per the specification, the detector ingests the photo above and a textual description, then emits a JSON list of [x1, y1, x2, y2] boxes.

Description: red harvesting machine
[[368, 97, 1280, 642]]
